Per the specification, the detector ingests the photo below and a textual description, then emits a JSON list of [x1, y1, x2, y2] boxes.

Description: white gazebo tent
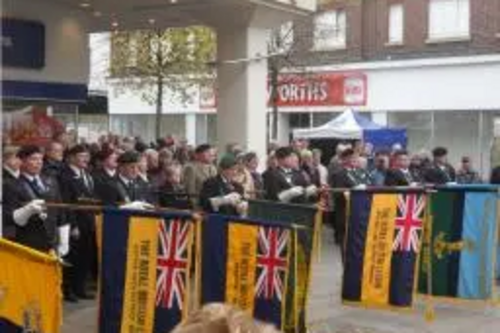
[[293, 109, 383, 140]]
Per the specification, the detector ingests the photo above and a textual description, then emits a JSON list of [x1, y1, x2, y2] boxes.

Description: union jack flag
[[156, 219, 191, 309], [392, 194, 425, 253], [256, 226, 289, 301]]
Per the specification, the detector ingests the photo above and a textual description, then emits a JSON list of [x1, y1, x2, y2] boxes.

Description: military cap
[[117, 151, 140, 165], [218, 154, 238, 170]]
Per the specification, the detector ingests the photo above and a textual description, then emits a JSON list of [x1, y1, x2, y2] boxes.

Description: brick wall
[[283, 0, 500, 67]]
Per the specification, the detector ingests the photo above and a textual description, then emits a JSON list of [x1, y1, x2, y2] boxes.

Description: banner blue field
[[98, 209, 194, 333], [201, 214, 292, 329], [342, 190, 426, 309]]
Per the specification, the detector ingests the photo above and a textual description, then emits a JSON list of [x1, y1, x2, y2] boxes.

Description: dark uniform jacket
[[59, 165, 96, 229], [137, 174, 157, 205], [329, 167, 360, 245], [2, 167, 20, 239], [96, 175, 149, 206], [264, 167, 310, 204], [3, 174, 64, 252], [384, 169, 415, 186], [199, 175, 244, 216], [159, 182, 193, 210], [423, 163, 456, 185]]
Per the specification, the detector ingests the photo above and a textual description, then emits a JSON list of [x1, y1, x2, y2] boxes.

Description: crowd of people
[[1, 132, 494, 302]]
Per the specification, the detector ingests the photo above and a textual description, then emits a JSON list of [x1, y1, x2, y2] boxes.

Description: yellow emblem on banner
[[0, 239, 62, 333], [225, 223, 258, 313], [120, 217, 160, 333], [361, 194, 398, 306]]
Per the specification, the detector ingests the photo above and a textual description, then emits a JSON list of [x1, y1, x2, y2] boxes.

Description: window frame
[[427, 0, 471, 42], [312, 9, 347, 51], [387, 3, 404, 45]]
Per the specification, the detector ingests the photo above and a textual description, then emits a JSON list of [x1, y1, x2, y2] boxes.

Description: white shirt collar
[[22, 173, 39, 183], [119, 174, 133, 186], [4, 165, 20, 178], [70, 165, 83, 176], [139, 173, 148, 182], [105, 168, 116, 177]]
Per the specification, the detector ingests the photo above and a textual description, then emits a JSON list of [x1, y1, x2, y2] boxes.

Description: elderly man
[[3, 145, 67, 253], [182, 144, 217, 204], [199, 155, 247, 216]]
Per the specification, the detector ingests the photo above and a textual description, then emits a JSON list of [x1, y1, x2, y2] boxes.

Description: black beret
[[275, 147, 294, 159], [17, 145, 43, 159], [340, 148, 355, 159], [67, 144, 88, 156], [195, 144, 212, 155], [432, 147, 448, 157], [218, 154, 237, 170], [117, 151, 140, 165], [135, 141, 148, 153]]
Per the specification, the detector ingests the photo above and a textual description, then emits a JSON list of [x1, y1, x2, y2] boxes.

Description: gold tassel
[[424, 197, 435, 322], [194, 214, 203, 311], [293, 227, 299, 333]]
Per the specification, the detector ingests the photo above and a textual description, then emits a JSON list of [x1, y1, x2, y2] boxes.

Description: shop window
[[289, 113, 311, 128], [428, 0, 470, 40], [388, 3, 404, 44], [313, 9, 347, 50]]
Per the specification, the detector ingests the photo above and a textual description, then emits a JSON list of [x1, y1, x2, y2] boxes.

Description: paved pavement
[[62, 227, 500, 333]]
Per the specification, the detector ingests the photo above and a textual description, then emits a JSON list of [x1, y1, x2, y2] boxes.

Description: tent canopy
[[293, 109, 383, 139]]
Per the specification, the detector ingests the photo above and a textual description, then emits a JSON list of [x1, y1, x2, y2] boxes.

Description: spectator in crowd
[[370, 152, 390, 186], [96, 151, 153, 208], [92, 148, 118, 194], [43, 141, 65, 179], [159, 164, 192, 210], [312, 149, 328, 186], [3, 145, 20, 182], [2, 146, 21, 239], [172, 303, 281, 333], [243, 152, 264, 199], [264, 147, 317, 204], [137, 152, 157, 204], [3, 145, 66, 253], [233, 153, 255, 199], [300, 150, 320, 187], [424, 147, 456, 185], [59, 145, 96, 302], [199, 155, 247, 216], [183, 144, 217, 206], [385, 150, 417, 186], [409, 154, 424, 183], [456, 156, 482, 184]]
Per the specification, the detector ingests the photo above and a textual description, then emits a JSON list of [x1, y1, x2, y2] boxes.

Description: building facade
[[276, 0, 500, 175]]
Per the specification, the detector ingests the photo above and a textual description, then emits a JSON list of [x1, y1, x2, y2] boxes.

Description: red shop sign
[[269, 72, 367, 107]]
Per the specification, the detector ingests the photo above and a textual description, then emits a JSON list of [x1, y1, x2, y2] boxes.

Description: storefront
[[281, 55, 500, 175], [2, 0, 90, 144]]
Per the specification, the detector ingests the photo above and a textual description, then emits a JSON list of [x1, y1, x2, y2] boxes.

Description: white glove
[[278, 186, 304, 202], [210, 192, 242, 211], [410, 182, 420, 187], [305, 185, 318, 198], [13, 199, 46, 227], [354, 184, 367, 190], [120, 201, 155, 210], [446, 182, 458, 186], [57, 225, 71, 257], [236, 201, 249, 216], [223, 192, 242, 206]]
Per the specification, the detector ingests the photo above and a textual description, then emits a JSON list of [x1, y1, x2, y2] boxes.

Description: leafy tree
[[110, 26, 215, 140]]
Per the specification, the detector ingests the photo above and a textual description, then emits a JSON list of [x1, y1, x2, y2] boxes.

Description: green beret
[[218, 154, 237, 170], [117, 151, 140, 165]]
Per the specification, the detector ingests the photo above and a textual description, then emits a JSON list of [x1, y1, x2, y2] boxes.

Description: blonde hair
[[172, 304, 281, 333]]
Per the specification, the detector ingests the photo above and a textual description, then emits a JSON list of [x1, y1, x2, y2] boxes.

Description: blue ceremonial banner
[[2, 18, 45, 69], [97, 209, 194, 333], [200, 214, 292, 329]]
